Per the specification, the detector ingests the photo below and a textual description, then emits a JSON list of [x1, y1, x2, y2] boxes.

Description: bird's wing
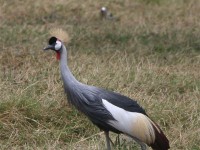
[[70, 85, 147, 133], [67, 86, 121, 133], [81, 86, 169, 149], [97, 88, 147, 115]]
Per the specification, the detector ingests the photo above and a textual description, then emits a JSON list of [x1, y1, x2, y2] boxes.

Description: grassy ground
[[0, 0, 200, 149]]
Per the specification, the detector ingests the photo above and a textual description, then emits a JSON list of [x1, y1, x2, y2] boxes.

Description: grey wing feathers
[[65, 86, 121, 132], [98, 88, 147, 115], [65, 84, 146, 132]]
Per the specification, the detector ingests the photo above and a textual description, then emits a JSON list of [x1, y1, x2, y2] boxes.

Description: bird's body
[[100, 7, 115, 20], [43, 32, 170, 150]]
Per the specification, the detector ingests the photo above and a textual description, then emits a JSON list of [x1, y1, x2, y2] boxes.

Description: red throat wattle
[[56, 52, 60, 60]]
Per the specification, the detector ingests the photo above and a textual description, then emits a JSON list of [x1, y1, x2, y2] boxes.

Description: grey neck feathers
[[59, 44, 80, 89]]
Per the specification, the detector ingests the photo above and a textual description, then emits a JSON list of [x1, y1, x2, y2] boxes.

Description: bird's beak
[[43, 45, 54, 50]]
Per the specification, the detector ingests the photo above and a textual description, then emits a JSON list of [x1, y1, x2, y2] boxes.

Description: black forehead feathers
[[49, 36, 57, 45]]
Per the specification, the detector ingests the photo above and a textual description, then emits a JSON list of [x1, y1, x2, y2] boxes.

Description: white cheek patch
[[55, 41, 62, 50]]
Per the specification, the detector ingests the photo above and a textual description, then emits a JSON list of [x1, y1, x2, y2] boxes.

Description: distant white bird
[[100, 7, 115, 20], [43, 29, 170, 150]]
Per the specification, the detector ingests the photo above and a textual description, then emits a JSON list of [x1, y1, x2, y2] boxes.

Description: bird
[[100, 7, 115, 20], [43, 29, 170, 150]]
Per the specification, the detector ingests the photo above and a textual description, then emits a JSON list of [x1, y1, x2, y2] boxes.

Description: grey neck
[[59, 44, 80, 88]]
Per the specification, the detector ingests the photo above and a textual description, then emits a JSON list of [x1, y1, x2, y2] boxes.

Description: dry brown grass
[[0, 0, 200, 149]]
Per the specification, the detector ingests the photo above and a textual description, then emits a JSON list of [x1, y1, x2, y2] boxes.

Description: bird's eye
[[55, 41, 62, 50]]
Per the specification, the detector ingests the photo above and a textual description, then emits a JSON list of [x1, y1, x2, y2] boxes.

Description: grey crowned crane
[[100, 7, 114, 20], [43, 29, 170, 150]]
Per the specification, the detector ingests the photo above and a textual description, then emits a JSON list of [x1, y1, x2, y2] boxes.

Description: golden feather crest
[[49, 28, 70, 43]]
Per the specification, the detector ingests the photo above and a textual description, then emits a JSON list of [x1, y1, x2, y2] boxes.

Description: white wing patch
[[102, 99, 137, 133], [102, 99, 155, 144]]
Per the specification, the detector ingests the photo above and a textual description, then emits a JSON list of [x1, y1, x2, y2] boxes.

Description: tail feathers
[[150, 121, 170, 150], [131, 115, 170, 150]]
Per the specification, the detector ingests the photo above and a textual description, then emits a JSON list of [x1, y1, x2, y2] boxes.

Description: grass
[[0, 0, 200, 149]]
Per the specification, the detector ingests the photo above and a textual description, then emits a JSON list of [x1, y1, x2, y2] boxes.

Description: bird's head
[[44, 36, 62, 51], [43, 28, 70, 60], [101, 7, 107, 13], [43, 36, 62, 60]]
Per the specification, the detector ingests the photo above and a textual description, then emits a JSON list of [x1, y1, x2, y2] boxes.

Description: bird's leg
[[134, 139, 147, 150], [140, 143, 147, 150], [140, 144, 147, 150], [104, 131, 111, 150], [109, 136, 114, 146]]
